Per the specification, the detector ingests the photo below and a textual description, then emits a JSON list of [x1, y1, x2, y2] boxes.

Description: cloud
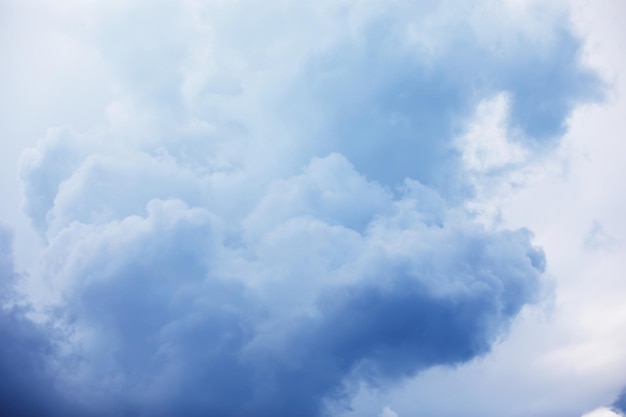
[[18, 127, 91, 234], [0, 227, 78, 417], [1, 0, 608, 416], [351, 2, 626, 416], [379, 406, 399, 417], [613, 388, 626, 415], [10, 150, 546, 416], [21, 147, 548, 416], [39, 0, 600, 198], [583, 408, 623, 417], [269, 0, 602, 192]]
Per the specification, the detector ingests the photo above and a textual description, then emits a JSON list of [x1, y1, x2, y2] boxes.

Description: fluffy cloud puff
[[8, 147, 546, 407], [12, 147, 545, 416], [10, 150, 546, 416]]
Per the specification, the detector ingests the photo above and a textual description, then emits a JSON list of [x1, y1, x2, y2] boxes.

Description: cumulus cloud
[[1, 0, 606, 416], [13, 150, 545, 416], [11, 145, 547, 415]]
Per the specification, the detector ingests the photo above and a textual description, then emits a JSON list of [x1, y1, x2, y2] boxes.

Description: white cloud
[[582, 408, 623, 417], [456, 92, 527, 173]]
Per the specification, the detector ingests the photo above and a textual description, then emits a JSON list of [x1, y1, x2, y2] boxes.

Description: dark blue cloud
[[0, 306, 63, 417], [501, 28, 602, 140], [243, 261, 540, 416], [613, 388, 626, 415], [0, 227, 77, 417]]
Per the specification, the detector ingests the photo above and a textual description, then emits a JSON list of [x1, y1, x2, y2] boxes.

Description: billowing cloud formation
[[14, 149, 545, 416], [1, 0, 603, 415], [77, 0, 601, 194]]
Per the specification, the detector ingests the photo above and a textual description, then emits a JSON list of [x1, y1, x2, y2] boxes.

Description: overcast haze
[[1, 1, 626, 416]]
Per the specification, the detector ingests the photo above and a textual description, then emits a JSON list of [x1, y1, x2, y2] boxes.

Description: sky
[[0, 0, 625, 416]]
